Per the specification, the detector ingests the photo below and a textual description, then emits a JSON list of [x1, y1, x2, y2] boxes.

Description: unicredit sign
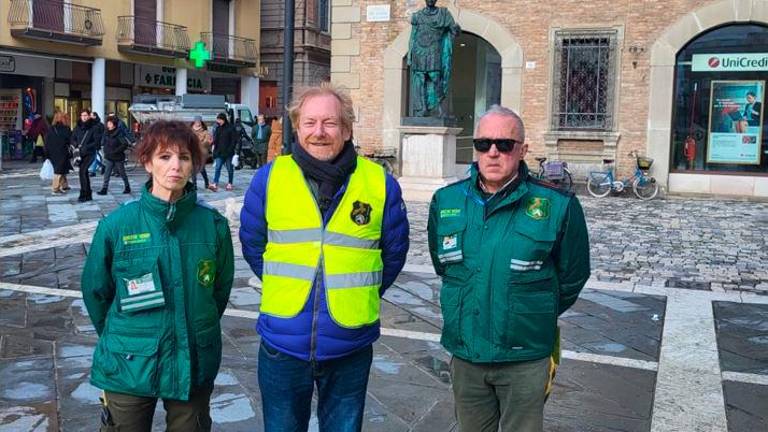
[[692, 53, 768, 72]]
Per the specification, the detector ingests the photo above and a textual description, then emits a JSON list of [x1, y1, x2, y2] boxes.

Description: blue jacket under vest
[[240, 160, 410, 361]]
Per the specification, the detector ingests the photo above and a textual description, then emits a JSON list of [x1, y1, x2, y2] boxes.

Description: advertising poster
[[707, 80, 763, 165]]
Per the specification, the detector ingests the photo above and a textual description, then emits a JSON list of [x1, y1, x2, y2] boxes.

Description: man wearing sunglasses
[[427, 105, 590, 432]]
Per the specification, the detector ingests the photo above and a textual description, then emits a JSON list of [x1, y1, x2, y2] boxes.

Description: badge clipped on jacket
[[119, 273, 165, 313]]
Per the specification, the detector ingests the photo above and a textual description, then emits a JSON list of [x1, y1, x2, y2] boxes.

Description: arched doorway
[[670, 23, 768, 176], [449, 32, 502, 163], [647, 0, 768, 196], [381, 8, 523, 159]]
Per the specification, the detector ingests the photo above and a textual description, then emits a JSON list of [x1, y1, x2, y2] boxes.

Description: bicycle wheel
[[587, 172, 612, 198], [632, 175, 659, 200]]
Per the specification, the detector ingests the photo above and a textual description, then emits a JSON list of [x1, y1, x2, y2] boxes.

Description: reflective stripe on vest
[[262, 155, 386, 328]]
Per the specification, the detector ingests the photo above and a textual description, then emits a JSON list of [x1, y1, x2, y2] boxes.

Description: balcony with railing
[[117, 16, 190, 58], [201, 32, 258, 67], [7, 0, 104, 46]]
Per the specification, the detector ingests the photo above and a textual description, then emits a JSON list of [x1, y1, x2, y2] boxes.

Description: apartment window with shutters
[[318, 0, 330, 33], [551, 30, 618, 131]]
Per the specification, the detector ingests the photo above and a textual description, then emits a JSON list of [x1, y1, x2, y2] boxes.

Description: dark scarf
[[292, 140, 358, 211]]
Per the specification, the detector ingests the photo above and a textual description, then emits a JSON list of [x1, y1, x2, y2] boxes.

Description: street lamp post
[[281, 0, 295, 154]]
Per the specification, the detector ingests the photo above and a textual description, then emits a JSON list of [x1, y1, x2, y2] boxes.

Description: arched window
[[671, 23, 768, 174]]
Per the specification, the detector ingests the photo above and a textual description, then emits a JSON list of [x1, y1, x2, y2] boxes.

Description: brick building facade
[[331, 0, 768, 198]]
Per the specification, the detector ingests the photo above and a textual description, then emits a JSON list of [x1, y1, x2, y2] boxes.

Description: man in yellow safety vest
[[240, 82, 410, 432]]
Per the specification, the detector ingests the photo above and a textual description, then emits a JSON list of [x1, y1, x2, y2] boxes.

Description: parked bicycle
[[586, 150, 659, 200], [534, 156, 573, 192]]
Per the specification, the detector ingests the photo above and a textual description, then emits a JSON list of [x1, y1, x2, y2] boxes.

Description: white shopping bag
[[232, 154, 240, 168], [40, 159, 54, 181]]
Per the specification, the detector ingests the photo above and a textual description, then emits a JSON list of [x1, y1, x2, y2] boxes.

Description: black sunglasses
[[473, 138, 520, 153]]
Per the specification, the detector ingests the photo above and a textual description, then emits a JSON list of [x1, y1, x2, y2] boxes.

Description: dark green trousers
[[99, 386, 213, 432], [450, 356, 549, 432]]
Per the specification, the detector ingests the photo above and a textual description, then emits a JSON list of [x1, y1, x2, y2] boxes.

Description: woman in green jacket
[[82, 120, 234, 431]]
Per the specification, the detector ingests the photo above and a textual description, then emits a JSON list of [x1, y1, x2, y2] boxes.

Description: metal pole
[[281, 0, 295, 154]]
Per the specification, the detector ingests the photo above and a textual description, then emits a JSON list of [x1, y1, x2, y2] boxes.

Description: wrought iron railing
[[117, 16, 190, 55], [201, 32, 258, 65], [551, 30, 618, 131], [8, 0, 104, 41]]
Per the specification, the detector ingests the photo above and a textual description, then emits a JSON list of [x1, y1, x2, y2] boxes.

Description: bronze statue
[[407, 0, 460, 118]]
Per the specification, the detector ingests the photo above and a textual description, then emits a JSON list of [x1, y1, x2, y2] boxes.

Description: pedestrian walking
[[209, 112, 236, 191], [81, 120, 234, 432], [267, 117, 282, 162], [239, 82, 410, 432], [427, 105, 591, 432], [192, 116, 213, 189], [44, 111, 72, 194], [96, 115, 132, 195], [26, 112, 49, 163], [88, 111, 105, 177], [72, 109, 99, 202], [251, 114, 271, 167]]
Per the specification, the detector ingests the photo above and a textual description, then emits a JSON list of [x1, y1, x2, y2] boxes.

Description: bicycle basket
[[637, 157, 654, 170], [544, 161, 565, 179]]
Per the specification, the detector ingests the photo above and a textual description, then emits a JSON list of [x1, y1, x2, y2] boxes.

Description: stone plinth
[[397, 125, 463, 202]]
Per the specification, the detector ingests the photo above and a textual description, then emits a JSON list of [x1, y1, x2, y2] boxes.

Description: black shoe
[[77, 195, 87, 202], [123, 187, 131, 194], [96, 189, 107, 195], [89, 172, 96, 177]]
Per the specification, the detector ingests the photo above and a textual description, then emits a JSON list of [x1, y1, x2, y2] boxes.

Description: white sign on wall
[[366, 5, 391, 22]]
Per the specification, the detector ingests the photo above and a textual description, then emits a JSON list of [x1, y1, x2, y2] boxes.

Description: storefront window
[[671, 24, 768, 174]]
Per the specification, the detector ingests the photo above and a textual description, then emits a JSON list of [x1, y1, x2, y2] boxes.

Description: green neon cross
[[189, 41, 211, 68]]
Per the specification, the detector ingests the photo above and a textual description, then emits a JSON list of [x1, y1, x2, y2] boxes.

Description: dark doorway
[[134, 0, 157, 47], [450, 32, 501, 164], [212, 0, 230, 59], [32, 0, 64, 32]]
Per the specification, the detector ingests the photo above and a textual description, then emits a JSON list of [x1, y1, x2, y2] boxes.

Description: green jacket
[[428, 162, 590, 363], [82, 182, 234, 400]]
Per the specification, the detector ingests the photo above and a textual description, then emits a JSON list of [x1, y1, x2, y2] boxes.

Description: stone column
[[91, 58, 106, 118], [175, 68, 188, 96]]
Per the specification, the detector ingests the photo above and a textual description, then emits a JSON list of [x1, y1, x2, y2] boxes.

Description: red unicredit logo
[[708, 57, 720, 68]]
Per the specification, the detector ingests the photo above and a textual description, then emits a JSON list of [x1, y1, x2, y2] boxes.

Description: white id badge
[[120, 273, 165, 313]]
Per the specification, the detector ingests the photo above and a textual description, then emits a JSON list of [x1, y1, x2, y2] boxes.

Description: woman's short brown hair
[[135, 120, 203, 173]]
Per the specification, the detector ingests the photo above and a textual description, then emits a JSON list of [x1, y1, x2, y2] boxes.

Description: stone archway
[[380, 7, 523, 153], [647, 0, 768, 189]]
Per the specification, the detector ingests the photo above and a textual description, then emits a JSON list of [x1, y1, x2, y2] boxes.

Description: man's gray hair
[[476, 105, 525, 141]]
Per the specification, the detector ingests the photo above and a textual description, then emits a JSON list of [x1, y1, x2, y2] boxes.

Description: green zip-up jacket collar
[[82, 181, 234, 401], [428, 162, 591, 363]]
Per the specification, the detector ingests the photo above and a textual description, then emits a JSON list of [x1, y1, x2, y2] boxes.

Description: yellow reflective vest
[[261, 155, 385, 328]]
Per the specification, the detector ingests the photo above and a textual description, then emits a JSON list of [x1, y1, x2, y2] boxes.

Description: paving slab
[[723, 380, 768, 432], [714, 301, 768, 375]]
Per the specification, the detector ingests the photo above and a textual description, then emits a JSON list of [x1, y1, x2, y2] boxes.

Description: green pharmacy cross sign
[[189, 41, 211, 68]]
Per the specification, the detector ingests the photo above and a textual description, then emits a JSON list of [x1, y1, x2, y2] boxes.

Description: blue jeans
[[258, 342, 372, 432], [213, 156, 233, 185]]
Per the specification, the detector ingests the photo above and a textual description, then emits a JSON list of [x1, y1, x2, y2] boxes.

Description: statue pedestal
[[397, 125, 463, 202]]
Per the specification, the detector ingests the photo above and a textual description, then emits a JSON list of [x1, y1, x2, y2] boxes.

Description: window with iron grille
[[551, 30, 618, 131], [318, 0, 330, 33]]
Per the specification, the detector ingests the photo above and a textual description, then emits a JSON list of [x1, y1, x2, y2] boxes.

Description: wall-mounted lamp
[[628, 45, 646, 69]]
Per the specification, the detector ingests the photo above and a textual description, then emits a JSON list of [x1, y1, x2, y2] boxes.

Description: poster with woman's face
[[707, 80, 764, 165]]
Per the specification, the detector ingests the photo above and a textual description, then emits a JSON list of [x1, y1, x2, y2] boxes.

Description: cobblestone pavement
[[1, 162, 767, 431], [406, 196, 768, 294]]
